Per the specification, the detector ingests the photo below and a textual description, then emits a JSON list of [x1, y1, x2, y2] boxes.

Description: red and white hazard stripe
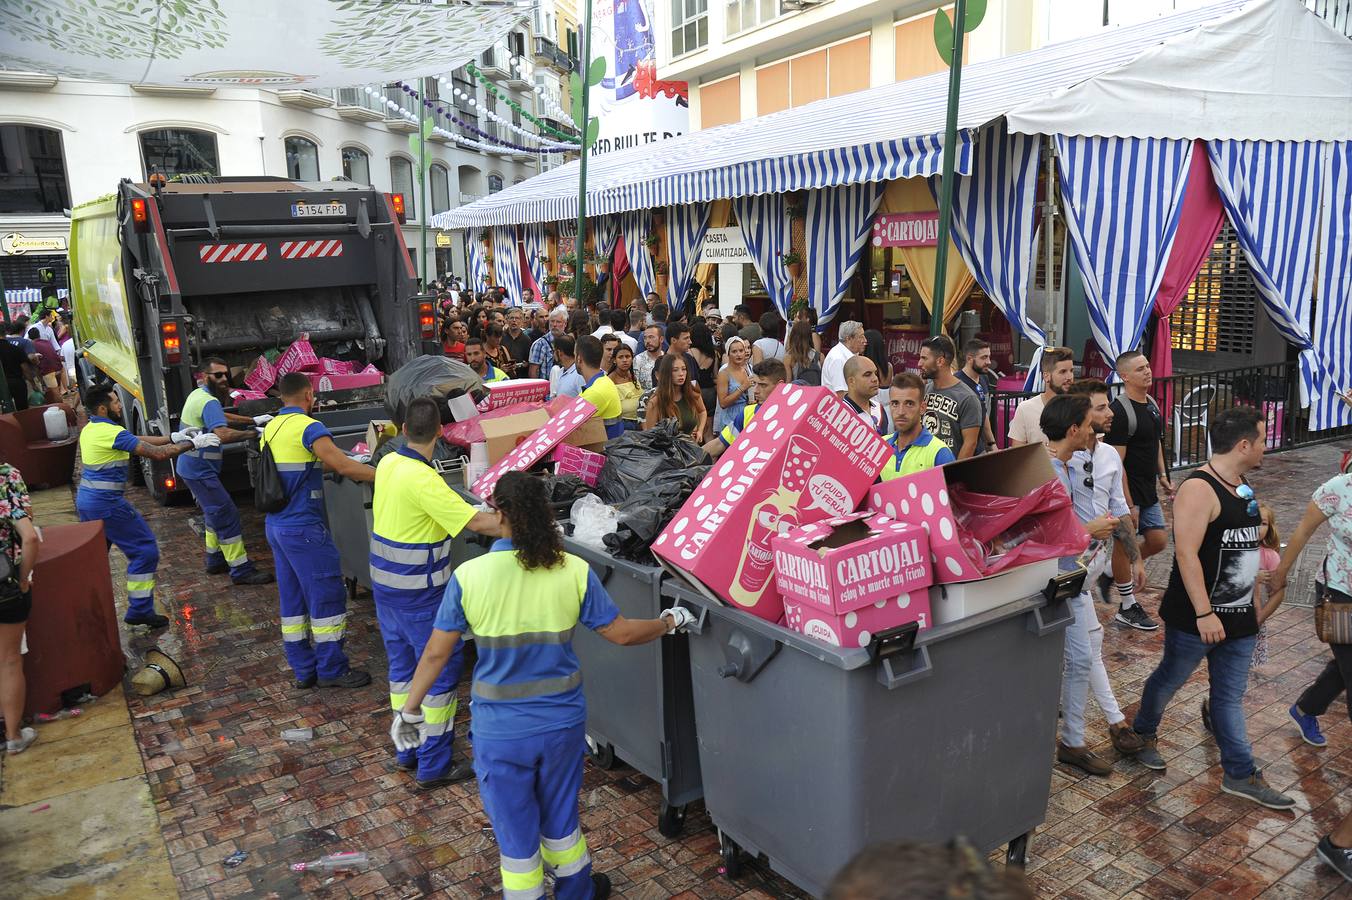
[[198, 242, 268, 263], [279, 239, 344, 260]]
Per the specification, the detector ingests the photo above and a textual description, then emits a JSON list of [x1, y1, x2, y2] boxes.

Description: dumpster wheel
[[586, 737, 618, 770], [657, 802, 687, 838], [718, 830, 742, 880], [1006, 831, 1032, 869]]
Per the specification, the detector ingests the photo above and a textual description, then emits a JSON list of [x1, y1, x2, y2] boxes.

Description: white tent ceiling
[[0, 0, 526, 89]]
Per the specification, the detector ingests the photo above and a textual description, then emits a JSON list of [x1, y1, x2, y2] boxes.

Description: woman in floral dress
[[0, 463, 41, 754]]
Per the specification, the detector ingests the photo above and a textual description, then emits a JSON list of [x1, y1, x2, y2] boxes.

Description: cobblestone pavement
[[85, 443, 1352, 897]]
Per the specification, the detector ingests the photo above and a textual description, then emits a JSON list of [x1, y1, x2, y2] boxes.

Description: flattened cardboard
[[472, 396, 601, 501]]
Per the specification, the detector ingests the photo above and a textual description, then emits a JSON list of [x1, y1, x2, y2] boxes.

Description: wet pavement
[[4, 441, 1352, 898]]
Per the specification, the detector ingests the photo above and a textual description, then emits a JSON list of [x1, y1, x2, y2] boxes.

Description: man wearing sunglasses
[[1128, 406, 1294, 810], [177, 358, 276, 586], [1041, 394, 1143, 776]]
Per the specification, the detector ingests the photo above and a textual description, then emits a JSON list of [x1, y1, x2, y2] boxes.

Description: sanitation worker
[[370, 396, 501, 789], [878, 372, 954, 480], [79, 384, 221, 629], [178, 357, 275, 585], [701, 359, 787, 459], [261, 372, 375, 689], [390, 471, 694, 899], [575, 335, 624, 439]]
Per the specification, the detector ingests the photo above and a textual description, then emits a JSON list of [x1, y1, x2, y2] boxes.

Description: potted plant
[[478, 228, 492, 243], [653, 260, 669, 276], [789, 297, 809, 318], [643, 232, 660, 253], [542, 274, 559, 289], [536, 252, 551, 267], [780, 250, 803, 280]]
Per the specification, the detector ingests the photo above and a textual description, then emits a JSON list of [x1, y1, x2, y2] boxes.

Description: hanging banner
[[0, 0, 525, 88], [587, 0, 690, 155], [871, 212, 941, 248], [699, 227, 753, 263]]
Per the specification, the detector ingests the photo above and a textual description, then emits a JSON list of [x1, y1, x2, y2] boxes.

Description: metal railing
[[1306, 0, 1352, 38], [331, 87, 385, 113], [991, 361, 1352, 470], [534, 36, 574, 71]]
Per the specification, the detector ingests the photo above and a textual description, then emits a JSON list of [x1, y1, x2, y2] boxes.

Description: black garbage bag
[[595, 420, 710, 505], [384, 356, 488, 425], [603, 464, 710, 563]]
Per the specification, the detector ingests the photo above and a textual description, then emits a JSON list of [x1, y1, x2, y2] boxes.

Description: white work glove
[[252, 414, 274, 426], [190, 432, 221, 450], [170, 428, 201, 443], [660, 607, 696, 634], [390, 710, 426, 752]]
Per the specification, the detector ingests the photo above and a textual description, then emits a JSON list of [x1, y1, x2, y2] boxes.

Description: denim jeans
[[1061, 591, 1126, 747], [1133, 626, 1257, 779]]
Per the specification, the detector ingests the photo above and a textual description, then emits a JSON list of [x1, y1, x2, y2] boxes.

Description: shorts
[[0, 589, 32, 624], [1137, 502, 1166, 534]]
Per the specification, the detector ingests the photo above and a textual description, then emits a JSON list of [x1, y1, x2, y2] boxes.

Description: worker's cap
[[131, 647, 186, 697]]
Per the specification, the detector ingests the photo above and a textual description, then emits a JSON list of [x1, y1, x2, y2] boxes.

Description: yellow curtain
[[694, 199, 732, 303], [881, 178, 974, 328]]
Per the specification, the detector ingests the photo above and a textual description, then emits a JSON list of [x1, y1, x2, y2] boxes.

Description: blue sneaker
[[1290, 703, 1328, 747]]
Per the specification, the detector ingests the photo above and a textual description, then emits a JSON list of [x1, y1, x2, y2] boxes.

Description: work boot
[[318, 669, 371, 689], [1220, 771, 1296, 810], [125, 613, 170, 629], [591, 873, 612, 899], [1134, 734, 1167, 771], [1057, 742, 1112, 776], [232, 570, 275, 586], [1109, 722, 1145, 755], [295, 675, 317, 690], [205, 562, 229, 575], [414, 759, 475, 790]]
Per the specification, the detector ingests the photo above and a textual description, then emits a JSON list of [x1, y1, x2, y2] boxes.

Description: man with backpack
[[1104, 350, 1174, 631], [259, 373, 377, 689]]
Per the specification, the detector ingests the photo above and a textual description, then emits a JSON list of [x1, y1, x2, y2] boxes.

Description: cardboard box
[[928, 558, 1059, 625], [307, 371, 383, 392], [866, 443, 1065, 585], [478, 379, 550, 411], [783, 592, 931, 649], [479, 405, 606, 464], [472, 396, 604, 500], [652, 384, 892, 623], [244, 354, 277, 393], [772, 512, 932, 616], [553, 443, 606, 487], [366, 420, 397, 454], [276, 337, 320, 375]]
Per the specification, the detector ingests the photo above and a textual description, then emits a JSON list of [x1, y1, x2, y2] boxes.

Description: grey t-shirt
[[923, 380, 983, 459]]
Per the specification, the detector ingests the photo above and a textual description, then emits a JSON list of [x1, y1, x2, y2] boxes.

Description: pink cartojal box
[[472, 396, 597, 502], [651, 385, 892, 623], [479, 379, 550, 411], [867, 471, 984, 584], [772, 512, 933, 615], [552, 443, 606, 487]]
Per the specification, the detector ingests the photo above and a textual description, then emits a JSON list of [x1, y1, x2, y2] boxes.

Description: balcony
[[382, 87, 420, 132], [533, 36, 575, 72], [277, 89, 334, 109], [478, 49, 511, 80], [333, 87, 386, 121]]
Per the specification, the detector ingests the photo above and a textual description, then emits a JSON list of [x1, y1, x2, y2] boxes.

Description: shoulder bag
[[1314, 557, 1352, 644]]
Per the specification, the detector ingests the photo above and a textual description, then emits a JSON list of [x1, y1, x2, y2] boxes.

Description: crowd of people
[[5, 277, 1352, 893]]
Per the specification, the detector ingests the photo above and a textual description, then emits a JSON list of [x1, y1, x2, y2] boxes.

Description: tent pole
[[419, 76, 429, 288], [930, 0, 966, 337], [1042, 135, 1059, 350], [574, 0, 595, 306]]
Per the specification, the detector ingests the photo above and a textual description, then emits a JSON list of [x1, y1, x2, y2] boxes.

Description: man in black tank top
[[1130, 407, 1295, 810]]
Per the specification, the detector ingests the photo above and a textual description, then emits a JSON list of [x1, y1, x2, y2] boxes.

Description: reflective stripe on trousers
[[500, 851, 544, 899], [310, 613, 346, 643], [280, 614, 309, 642], [420, 690, 457, 737], [541, 827, 590, 878]]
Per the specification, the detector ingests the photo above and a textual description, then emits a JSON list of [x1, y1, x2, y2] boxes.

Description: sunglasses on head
[[1237, 483, 1259, 518]]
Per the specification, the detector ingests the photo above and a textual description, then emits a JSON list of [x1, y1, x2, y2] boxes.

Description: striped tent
[[803, 184, 885, 326], [1317, 141, 1352, 430], [467, 234, 489, 292], [521, 222, 549, 298], [734, 193, 795, 318], [664, 204, 710, 315], [491, 226, 523, 305]]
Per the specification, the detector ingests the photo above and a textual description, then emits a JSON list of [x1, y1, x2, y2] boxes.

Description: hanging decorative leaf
[[587, 55, 607, 87], [965, 0, 987, 32], [933, 8, 955, 67], [585, 117, 600, 149]]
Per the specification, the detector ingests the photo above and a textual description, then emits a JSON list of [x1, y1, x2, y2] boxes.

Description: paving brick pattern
[[115, 443, 1352, 898]]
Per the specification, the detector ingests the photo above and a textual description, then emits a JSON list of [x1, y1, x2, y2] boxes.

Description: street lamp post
[[572, 0, 595, 306], [929, 0, 968, 337], [419, 76, 429, 286]]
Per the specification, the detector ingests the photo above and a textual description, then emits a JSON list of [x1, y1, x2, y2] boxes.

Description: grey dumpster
[[664, 580, 1074, 897], [321, 435, 488, 595], [565, 538, 702, 837]]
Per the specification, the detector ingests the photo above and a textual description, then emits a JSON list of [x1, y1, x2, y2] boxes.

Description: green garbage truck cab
[[68, 176, 435, 505]]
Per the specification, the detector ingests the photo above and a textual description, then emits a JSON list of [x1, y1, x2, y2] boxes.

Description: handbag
[[1314, 557, 1352, 644]]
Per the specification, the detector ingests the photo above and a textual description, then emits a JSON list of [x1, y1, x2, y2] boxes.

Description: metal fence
[[991, 361, 1352, 470], [1306, 0, 1352, 38]]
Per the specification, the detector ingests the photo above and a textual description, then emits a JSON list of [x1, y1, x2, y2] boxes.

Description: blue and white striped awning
[[434, 0, 1252, 229]]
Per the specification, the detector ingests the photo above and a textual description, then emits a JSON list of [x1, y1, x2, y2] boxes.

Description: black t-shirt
[[1105, 396, 1162, 507], [1160, 470, 1260, 639], [501, 329, 533, 374], [0, 339, 27, 382]]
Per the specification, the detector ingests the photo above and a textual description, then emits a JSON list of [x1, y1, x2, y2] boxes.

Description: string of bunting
[[397, 81, 577, 151], [465, 61, 580, 143]]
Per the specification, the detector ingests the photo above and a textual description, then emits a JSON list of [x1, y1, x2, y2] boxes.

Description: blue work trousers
[[1133, 626, 1258, 779], [77, 492, 159, 621], [474, 723, 593, 899], [375, 597, 465, 780], [266, 522, 350, 681], [181, 474, 259, 581]]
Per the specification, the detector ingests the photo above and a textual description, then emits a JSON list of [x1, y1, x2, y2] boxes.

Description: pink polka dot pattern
[[472, 396, 598, 502]]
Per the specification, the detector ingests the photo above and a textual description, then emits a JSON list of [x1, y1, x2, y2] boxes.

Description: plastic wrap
[[570, 495, 620, 550], [948, 481, 1089, 576]]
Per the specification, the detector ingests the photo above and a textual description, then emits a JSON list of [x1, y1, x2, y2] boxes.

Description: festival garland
[[382, 91, 573, 156], [465, 61, 580, 143]]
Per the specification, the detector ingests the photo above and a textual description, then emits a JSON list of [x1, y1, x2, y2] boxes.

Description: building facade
[[0, 32, 550, 301]]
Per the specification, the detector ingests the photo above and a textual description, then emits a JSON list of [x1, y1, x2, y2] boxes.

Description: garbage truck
[[67, 176, 440, 504]]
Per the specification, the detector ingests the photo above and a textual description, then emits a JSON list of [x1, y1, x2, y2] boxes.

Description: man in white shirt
[[593, 309, 638, 353], [822, 320, 866, 396], [842, 355, 883, 434], [1008, 346, 1075, 447]]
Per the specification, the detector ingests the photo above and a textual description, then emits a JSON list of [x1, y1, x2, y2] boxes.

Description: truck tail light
[[391, 193, 406, 224], [419, 301, 436, 340], [160, 321, 182, 365], [131, 197, 149, 233]]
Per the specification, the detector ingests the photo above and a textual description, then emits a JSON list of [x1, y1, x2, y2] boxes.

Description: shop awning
[[436, 0, 1270, 229]]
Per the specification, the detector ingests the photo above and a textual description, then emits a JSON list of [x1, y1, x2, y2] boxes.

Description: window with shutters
[[1170, 222, 1259, 356]]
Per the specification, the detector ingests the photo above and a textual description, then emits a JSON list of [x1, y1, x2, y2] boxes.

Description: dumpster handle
[[1028, 598, 1074, 637], [681, 604, 708, 636], [876, 645, 932, 690], [597, 564, 616, 587]]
